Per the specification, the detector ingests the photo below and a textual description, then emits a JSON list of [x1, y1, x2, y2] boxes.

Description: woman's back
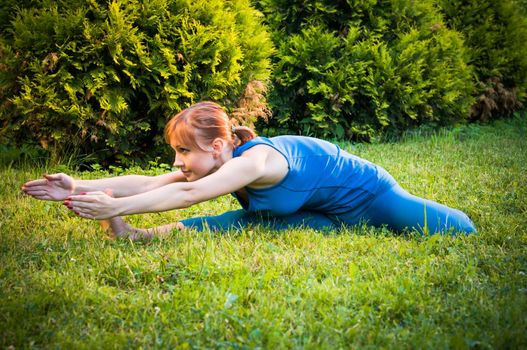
[[233, 136, 397, 216]]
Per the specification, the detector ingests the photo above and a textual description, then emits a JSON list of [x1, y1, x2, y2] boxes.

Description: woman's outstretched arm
[[22, 171, 186, 200], [67, 155, 267, 219], [75, 172, 187, 197]]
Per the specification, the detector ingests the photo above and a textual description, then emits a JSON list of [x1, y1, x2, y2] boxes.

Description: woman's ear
[[211, 137, 227, 157]]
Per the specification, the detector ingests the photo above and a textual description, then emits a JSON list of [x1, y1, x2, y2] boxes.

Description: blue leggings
[[180, 185, 476, 235]]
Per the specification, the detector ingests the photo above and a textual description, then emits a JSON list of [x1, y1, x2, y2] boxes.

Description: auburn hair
[[164, 101, 256, 150]]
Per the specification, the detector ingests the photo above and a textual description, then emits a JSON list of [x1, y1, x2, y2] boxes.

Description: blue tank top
[[232, 136, 397, 217]]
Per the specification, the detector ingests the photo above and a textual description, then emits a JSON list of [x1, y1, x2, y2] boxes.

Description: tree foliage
[[1, 0, 525, 163], [439, 0, 527, 121], [0, 0, 273, 165], [257, 0, 475, 140]]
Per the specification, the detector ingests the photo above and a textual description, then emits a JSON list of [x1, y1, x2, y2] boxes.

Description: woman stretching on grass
[[22, 101, 476, 239]]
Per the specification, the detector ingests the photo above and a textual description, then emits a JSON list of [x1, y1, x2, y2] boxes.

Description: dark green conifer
[[439, 0, 527, 121], [0, 0, 273, 165], [258, 0, 475, 140]]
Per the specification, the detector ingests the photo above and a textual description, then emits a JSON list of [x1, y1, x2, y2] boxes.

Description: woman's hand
[[65, 191, 121, 220], [22, 173, 75, 201]]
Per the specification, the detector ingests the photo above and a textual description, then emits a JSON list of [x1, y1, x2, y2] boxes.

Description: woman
[[22, 101, 476, 239]]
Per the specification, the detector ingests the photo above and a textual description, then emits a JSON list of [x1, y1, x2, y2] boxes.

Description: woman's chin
[[183, 171, 207, 182], [185, 174, 198, 181]]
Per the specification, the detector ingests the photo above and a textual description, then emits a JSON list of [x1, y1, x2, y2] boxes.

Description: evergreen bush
[[438, 0, 527, 121], [0, 0, 273, 165], [257, 0, 475, 140]]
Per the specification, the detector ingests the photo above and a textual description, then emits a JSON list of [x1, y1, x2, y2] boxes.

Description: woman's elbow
[[179, 190, 201, 208]]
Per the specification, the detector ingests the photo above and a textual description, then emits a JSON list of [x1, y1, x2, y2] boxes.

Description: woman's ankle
[[99, 217, 133, 239]]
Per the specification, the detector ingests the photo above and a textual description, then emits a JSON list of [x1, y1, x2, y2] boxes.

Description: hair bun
[[232, 125, 256, 146]]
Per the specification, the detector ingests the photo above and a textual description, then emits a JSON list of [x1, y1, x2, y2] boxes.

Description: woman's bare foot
[[100, 216, 152, 240], [98, 189, 153, 240], [98, 189, 182, 241]]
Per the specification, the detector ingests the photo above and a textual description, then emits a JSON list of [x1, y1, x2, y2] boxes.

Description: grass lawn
[[1, 116, 526, 349]]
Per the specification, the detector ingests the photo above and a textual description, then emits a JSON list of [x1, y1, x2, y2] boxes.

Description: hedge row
[[1, 0, 526, 164], [256, 0, 475, 140], [0, 0, 273, 165], [438, 0, 527, 121], [256, 0, 527, 139]]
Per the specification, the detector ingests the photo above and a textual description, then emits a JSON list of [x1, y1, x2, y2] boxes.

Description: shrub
[[438, 0, 527, 121], [0, 0, 273, 166], [257, 0, 475, 140]]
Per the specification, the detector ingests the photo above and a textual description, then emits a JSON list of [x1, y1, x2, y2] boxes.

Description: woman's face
[[172, 142, 218, 182]]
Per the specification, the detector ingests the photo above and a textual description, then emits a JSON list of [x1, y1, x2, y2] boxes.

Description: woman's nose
[[173, 155, 184, 167]]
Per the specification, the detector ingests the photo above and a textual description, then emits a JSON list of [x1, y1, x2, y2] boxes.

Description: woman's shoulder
[[251, 135, 333, 148], [272, 135, 340, 155], [233, 136, 272, 156], [234, 135, 338, 158]]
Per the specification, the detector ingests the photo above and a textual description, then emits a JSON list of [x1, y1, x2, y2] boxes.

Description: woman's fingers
[[67, 193, 98, 203], [23, 189, 52, 200], [68, 201, 97, 210], [23, 173, 60, 187], [65, 192, 112, 219], [33, 194, 54, 200], [23, 185, 51, 193], [25, 190, 48, 197], [66, 205, 111, 220], [22, 179, 48, 188], [43, 173, 63, 181], [63, 203, 93, 218]]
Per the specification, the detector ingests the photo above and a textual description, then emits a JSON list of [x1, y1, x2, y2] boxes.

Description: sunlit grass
[[1, 116, 526, 348]]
